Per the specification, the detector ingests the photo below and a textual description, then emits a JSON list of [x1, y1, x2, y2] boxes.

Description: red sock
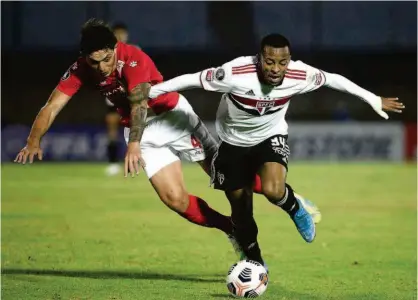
[[180, 195, 233, 234], [253, 175, 262, 194]]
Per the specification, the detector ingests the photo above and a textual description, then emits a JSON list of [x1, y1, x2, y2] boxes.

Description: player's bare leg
[[225, 187, 265, 266], [257, 162, 321, 223], [149, 160, 232, 234], [258, 162, 316, 242]]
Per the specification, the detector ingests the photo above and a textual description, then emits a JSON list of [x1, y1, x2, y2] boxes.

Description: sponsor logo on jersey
[[206, 70, 214, 81], [245, 90, 255, 96], [129, 61, 137, 67], [103, 86, 125, 97]]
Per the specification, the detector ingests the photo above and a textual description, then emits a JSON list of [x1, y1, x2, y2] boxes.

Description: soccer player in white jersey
[[148, 34, 404, 265]]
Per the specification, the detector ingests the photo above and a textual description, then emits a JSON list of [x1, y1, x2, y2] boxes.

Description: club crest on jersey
[[256, 101, 275, 114]]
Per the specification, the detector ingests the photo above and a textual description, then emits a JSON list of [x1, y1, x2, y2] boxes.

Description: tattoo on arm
[[128, 83, 150, 143]]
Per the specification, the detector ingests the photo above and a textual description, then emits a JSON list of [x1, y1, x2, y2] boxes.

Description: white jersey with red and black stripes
[[199, 56, 327, 147]]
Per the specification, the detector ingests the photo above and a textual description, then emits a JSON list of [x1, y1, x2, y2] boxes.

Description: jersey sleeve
[[199, 64, 234, 93], [296, 61, 327, 94], [56, 62, 83, 96], [122, 47, 162, 92]]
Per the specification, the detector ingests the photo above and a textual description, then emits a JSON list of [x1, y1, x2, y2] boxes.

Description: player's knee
[[226, 188, 252, 203], [226, 187, 253, 220], [262, 180, 286, 202], [159, 188, 189, 213]]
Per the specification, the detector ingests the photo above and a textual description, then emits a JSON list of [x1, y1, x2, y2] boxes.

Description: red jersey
[[56, 42, 179, 127]]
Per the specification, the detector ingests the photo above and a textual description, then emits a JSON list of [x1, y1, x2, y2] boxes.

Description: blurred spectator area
[[2, 1, 417, 125]]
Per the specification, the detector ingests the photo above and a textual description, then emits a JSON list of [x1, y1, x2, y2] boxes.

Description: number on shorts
[[191, 135, 202, 148]]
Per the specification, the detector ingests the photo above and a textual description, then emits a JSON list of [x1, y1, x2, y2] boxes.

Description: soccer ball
[[226, 260, 269, 298]]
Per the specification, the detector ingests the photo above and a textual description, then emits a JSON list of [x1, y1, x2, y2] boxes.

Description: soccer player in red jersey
[[13, 19, 279, 257]]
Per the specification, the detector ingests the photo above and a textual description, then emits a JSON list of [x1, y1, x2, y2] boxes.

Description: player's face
[[260, 46, 291, 86], [114, 29, 129, 43], [87, 48, 117, 77]]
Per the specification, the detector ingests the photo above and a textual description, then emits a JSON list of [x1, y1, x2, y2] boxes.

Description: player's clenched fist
[[14, 143, 43, 164], [124, 141, 146, 177]]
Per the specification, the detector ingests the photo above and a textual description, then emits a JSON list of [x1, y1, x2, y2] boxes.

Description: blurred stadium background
[[1, 2, 417, 300], [2, 1, 417, 162]]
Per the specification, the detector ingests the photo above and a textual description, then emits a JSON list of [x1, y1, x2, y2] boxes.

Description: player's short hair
[[260, 34, 291, 52], [111, 22, 128, 32], [80, 18, 118, 56]]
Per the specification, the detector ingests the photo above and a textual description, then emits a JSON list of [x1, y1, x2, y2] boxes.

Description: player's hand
[[124, 141, 146, 178], [381, 97, 405, 114], [14, 143, 43, 164]]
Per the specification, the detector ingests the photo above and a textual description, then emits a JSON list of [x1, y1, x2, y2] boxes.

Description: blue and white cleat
[[227, 234, 246, 260], [295, 192, 322, 224], [291, 198, 316, 243]]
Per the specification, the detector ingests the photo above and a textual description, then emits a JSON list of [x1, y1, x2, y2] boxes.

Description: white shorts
[[124, 95, 205, 178]]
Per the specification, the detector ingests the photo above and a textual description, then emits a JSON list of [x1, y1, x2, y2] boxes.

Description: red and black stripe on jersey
[[228, 65, 305, 115], [285, 69, 307, 80], [232, 64, 257, 75], [228, 94, 290, 116]]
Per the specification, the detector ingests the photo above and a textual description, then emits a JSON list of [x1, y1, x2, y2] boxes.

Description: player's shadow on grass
[[210, 294, 235, 299], [2, 269, 223, 283], [210, 290, 324, 299]]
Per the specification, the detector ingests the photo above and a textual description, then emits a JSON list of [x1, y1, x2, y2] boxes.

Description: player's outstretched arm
[[149, 72, 201, 99], [322, 71, 405, 119], [14, 89, 71, 164], [124, 82, 150, 177]]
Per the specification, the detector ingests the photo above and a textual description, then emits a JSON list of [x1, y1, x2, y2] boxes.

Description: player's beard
[[257, 66, 284, 87], [266, 73, 284, 85], [256, 60, 283, 86]]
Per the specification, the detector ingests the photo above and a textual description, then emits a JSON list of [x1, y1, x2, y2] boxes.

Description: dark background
[[2, 1, 417, 125]]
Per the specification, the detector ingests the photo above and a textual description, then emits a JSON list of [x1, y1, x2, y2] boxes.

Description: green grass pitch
[[1, 162, 417, 300]]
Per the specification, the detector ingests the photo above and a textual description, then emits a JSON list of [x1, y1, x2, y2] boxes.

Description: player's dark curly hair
[[79, 18, 118, 56], [111, 22, 128, 32], [260, 34, 291, 52]]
